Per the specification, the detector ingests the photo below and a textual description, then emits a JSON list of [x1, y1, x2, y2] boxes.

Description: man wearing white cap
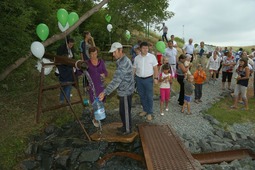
[[99, 42, 135, 135]]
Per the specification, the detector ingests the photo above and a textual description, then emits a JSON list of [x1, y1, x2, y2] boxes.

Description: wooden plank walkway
[[138, 124, 200, 170]]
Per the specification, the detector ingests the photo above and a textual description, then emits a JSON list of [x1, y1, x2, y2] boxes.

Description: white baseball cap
[[109, 42, 123, 53]]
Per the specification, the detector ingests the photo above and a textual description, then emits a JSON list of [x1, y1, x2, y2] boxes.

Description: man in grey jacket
[[99, 42, 135, 135]]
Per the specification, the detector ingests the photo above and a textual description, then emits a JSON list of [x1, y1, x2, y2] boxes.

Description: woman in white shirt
[[206, 50, 221, 83]]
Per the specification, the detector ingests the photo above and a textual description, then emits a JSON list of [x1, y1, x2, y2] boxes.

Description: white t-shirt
[[165, 47, 177, 65], [160, 72, 171, 89], [173, 40, 177, 47], [133, 52, 158, 77], [206, 55, 221, 70], [182, 43, 194, 54]]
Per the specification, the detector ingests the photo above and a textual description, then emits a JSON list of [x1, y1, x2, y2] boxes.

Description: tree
[[0, 0, 173, 81], [106, 0, 174, 40], [0, 0, 109, 81]]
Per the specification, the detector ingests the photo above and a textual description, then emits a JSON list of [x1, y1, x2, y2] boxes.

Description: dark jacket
[[56, 43, 74, 82]]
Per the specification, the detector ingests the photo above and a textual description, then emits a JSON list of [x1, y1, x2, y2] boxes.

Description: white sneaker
[[160, 112, 164, 116], [165, 108, 169, 111]]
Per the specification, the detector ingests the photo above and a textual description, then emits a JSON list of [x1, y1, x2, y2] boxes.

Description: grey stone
[[41, 142, 53, 152], [210, 117, 220, 125], [69, 148, 82, 165], [214, 129, 225, 138], [78, 162, 98, 170], [229, 159, 241, 169], [72, 138, 87, 148], [78, 150, 100, 162], [224, 131, 237, 141], [222, 140, 233, 148], [231, 144, 241, 150], [52, 137, 68, 149], [247, 135, 255, 141], [55, 155, 70, 169], [239, 157, 255, 169], [210, 141, 228, 151], [20, 160, 39, 170], [44, 124, 56, 135], [40, 152, 53, 170], [25, 143, 36, 155], [236, 139, 255, 149], [198, 139, 212, 152], [206, 135, 222, 142], [236, 132, 247, 139]]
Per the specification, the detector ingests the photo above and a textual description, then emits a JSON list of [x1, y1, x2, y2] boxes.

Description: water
[[83, 71, 105, 131], [84, 70, 96, 97]]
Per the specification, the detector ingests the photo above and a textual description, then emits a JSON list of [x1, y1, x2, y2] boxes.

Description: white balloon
[[107, 24, 113, 32], [58, 22, 69, 32], [31, 41, 45, 59], [35, 58, 54, 75]]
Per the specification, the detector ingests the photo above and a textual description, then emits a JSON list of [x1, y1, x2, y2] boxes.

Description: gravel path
[[131, 77, 255, 140]]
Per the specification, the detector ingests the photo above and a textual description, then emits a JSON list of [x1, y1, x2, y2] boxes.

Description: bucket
[[83, 99, 89, 106]]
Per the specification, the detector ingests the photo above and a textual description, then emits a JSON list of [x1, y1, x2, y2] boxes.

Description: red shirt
[[157, 53, 163, 66]]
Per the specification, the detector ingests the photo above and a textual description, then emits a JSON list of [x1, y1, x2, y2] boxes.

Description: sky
[[163, 0, 255, 47]]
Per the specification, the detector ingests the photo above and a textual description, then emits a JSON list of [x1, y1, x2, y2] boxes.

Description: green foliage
[[0, 0, 35, 72], [175, 37, 184, 48], [105, 0, 174, 44]]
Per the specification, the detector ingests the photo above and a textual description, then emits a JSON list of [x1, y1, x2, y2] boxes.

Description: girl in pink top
[[159, 64, 172, 115]]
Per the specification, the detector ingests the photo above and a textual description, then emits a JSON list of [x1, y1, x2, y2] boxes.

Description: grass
[[206, 94, 255, 125]]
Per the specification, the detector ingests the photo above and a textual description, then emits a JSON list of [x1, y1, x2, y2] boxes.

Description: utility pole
[[182, 25, 185, 43]]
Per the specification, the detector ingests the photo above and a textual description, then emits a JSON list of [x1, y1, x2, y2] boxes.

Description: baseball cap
[[109, 42, 123, 53]]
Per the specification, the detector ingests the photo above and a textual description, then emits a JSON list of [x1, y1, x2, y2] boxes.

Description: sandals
[[241, 108, 248, 111], [230, 105, 237, 109]]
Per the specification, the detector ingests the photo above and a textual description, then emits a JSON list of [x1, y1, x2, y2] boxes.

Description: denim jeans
[[135, 76, 154, 114], [162, 32, 168, 42], [194, 84, 203, 100], [60, 83, 72, 103]]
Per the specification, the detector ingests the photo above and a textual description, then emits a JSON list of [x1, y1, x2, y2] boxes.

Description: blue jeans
[[135, 76, 154, 114], [194, 84, 202, 100], [60, 83, 72, 103], [162, 32, 168, 42]]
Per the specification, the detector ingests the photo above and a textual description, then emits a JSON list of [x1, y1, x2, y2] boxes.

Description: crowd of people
[[56, 30, 255, 135]]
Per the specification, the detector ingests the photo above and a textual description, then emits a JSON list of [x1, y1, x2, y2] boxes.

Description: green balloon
[[57, 8, 68, 27], [68, 12, 79, 27], [125, 34, 131, 41], [156, 41, 166, 53], [36, 23, 49, 41], [105, 14, 111, 23]]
